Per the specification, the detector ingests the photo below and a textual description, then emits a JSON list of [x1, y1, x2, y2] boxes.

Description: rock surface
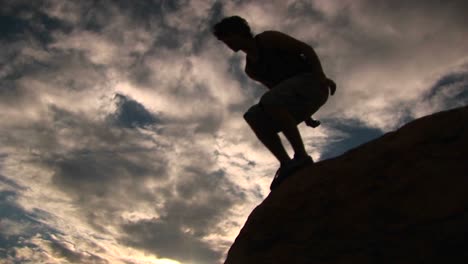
[[225, 105, 468, 264]]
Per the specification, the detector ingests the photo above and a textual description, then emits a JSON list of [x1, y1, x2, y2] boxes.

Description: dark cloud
[[362, 0, 468, 22], [0, 30, 108, 110], [159, 81, 226, 134], [2, 104, 159, 156], [423, 71, 468, 109], [0, 99, 169, 228], [120, 169, 244, 264], [50, 152, 166, 198], [320, 67, 468, 160], [39, 107, 169, 228], [0, 12, 31, 39], [0, 191, 32, 226], [192, 1, 224, 53], [176, 168, 245, 204], [126, 57, 155, 88], [0, 0, 72, 44], [47, 236, 109, 264], [194, 111, 223, 134], [77, 1, 123, 32], [110, 0, 207, 52], [0, 191, 60, 261], [109, 93, 161, 128], [286, 1, 327, 25], [45, 136, 244, 263], [320, 119, 384, 160], [0, 174, 26, 191], [32, 102, 243, 263], [122, 218, 220, 264]]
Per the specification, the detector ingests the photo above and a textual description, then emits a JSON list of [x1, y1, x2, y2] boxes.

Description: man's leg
[[262, 104, 308, 160], [259, 73, 329, 161], [244, 106, 291, 165]]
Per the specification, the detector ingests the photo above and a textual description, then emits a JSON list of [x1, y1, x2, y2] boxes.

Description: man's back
[[245, 31, 326, 89]]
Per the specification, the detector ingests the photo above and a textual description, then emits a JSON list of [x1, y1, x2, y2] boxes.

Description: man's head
[[212, 16, 253, 52]]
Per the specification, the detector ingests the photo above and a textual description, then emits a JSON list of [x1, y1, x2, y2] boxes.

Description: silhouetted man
[[213, 16, 335, 190]]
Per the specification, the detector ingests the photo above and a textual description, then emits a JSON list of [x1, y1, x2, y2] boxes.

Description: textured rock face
[[225, 106, 468, 264]]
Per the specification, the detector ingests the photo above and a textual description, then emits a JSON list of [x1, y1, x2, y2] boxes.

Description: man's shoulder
[[258, 29, 312, 54], [256, 30, 290, 49], [257, 30, 300, 46], [257, 30, 285, 40]]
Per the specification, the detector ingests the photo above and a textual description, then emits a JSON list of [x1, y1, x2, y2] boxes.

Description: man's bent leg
[[261, 103, 308, 159], [244, 105, 291, 165]]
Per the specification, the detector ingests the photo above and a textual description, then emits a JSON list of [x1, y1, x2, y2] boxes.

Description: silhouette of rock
[[225, 105, 468, 264]]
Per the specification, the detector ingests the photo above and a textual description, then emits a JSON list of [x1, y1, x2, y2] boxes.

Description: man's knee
[[243, 105, 277, 133], [243, 105, 261, 125]]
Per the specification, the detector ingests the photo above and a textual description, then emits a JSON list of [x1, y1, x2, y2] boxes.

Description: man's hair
[[212, 16, 253, 39]]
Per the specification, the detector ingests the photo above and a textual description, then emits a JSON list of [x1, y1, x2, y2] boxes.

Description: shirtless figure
[[213, 16, 336, 190]]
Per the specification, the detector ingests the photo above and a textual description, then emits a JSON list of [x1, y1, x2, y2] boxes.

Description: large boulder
[[225, 105, 468, 264]]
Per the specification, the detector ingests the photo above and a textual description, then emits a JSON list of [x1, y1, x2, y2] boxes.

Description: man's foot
[[270, 155, 313, 190]]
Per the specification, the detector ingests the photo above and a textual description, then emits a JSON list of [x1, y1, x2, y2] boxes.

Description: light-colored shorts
[[244, 72, 329, 133]]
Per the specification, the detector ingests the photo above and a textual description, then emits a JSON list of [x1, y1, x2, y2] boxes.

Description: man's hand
[[326, 78, 336, 96], [305, 117, 321, 128]]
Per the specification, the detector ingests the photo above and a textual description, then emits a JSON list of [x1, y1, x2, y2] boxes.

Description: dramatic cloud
[[109, 93, 162, 128], [1, 0, 467, 263]]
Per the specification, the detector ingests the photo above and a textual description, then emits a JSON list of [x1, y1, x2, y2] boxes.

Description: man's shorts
[[244, 72, 329, 133]]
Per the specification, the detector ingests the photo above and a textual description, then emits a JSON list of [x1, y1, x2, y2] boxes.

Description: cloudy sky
[[1, 0, 467, 263]]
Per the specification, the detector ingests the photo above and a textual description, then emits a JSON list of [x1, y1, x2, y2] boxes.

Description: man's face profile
[[219, 33, 243, 52]]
